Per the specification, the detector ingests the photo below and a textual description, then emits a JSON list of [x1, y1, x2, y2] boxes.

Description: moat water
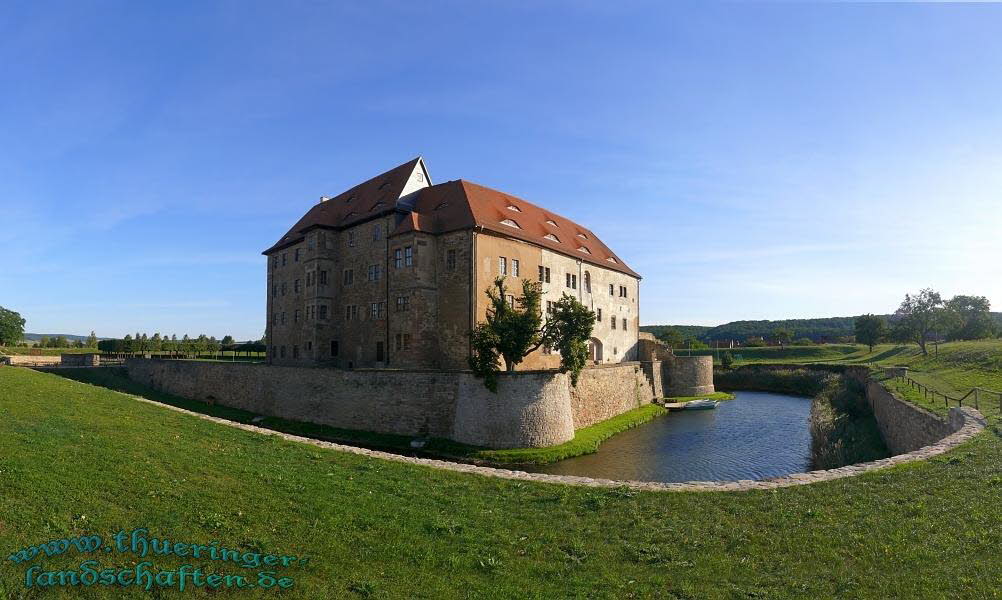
[[524, 391, 812, 483]]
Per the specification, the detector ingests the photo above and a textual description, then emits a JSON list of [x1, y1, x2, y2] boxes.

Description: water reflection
[[525, 391, 812, 483]]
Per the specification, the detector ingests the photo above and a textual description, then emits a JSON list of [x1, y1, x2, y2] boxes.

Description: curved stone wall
[[452, 372, 575, 448], [665, 355, 715, 396]]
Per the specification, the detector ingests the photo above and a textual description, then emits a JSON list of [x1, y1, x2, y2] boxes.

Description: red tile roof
[[262, 157, 422, 254], [394, 180, 640, 279]]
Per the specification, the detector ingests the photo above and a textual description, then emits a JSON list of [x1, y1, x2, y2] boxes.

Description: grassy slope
[[2, 367, 1001, 598], [685, 344, 866, 365]]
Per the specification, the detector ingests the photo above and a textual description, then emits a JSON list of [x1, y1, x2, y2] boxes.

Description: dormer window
[[544, 233, 559, 242], [378, 181, 390, 190], [346, 194, 355, 203], [577, 233, 588, 239], [578, 246, 591, 254], [434, 202, 449, 211], [370, 201, 385, 211], [343, 211, 357, 222], [500, 219, 521, 229], [506, 204, 522, 212], [607, 257, 618, 264], [545, 219, 558, 227]]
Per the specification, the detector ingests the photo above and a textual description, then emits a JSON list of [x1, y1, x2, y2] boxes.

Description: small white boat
[[684, 399, 719, 410]]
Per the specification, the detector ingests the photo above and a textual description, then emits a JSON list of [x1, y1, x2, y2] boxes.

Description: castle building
[[263, 158, 641, 370]]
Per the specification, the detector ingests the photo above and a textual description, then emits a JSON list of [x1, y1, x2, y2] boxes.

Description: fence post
[[974, 388, 979, 410]]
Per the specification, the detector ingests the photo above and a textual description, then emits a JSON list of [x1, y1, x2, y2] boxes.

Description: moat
[[525, 391, 812, 483]]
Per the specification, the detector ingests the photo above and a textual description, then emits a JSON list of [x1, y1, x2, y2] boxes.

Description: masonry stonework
[[126, 359, 654, 449]]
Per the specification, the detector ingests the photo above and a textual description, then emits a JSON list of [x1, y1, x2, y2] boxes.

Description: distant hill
[[643, 312, 1002, 344], [23, 333, 108, 342]]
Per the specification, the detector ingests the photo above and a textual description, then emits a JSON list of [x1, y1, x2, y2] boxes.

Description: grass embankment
[[809, 377, 888, 470], [0, 347, 99, 355], [664, 391, 734, 403], [2, 367, 1002, 598], [683, 344, 865, 365], [46, 368, 660, 466]]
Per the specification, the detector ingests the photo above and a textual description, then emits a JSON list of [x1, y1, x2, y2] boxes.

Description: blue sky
[[2, 2, 1001, 340]]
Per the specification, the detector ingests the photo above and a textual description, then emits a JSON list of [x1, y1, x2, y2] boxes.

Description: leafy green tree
[[86, 331, 98, 347], [720, 351, 735, 369], [944, 295, 994, 340], [854, 314, 887, 352], [221, 335, 235, 346], [773, 328, 793, 346], [38, 335, 50, 348], [469, 277, 595, 392], [892, 288, 951, 355]]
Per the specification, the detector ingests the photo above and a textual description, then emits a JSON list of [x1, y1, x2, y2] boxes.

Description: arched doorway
[[588, 338, 603, 363]]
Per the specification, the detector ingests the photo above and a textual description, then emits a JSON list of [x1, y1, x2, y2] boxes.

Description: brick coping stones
[[123, 393, 986, 493]]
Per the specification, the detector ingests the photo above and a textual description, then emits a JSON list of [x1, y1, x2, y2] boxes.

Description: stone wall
[[1, 355, 62, 366], [60, 353, 100, 366], [126, 359, 651, 449], [665, 355, 715, 396], [844, 367, 955, 454], [569, 363, 654, 429]]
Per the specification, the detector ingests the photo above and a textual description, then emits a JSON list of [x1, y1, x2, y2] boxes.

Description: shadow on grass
[[845, 346, 912, 364]]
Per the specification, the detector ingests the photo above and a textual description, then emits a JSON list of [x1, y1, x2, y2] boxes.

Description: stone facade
[[264, 158, 641, 371], [60, 353, 100, 366], [126, 359, 655, 449]]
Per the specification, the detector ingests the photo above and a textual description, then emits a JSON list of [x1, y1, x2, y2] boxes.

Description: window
[[281, 282, 287, 296], [395, 333, 411, 351], [512, 259, 520, 277], [343, 269, 354, 285], [609, 284, 614, 296], [542, 345, 552, 355], [306, 341, 312, 351], [373, 224, 382, 241], [308, 234, 315, 249], [281, 312, 286, 325], [345, 305, 359, 321], [294, 309, 300, 323], [506, 294, 515, 307], [597, 308, 602, 321], [319, 270, 328, 285], [499, 257, 507, 276], [306, 272, 312, 287], [347, 231, 356, 247], [544, 233, 559, 242], [546, 301, 554, 315], [611, 315, 616, 329], [619, 286, 628, 298], [294, 248, 300, 262], [506, 204, 521, 212], [404, 246, 413, 267], [292, 345, 299, 358], [282, 253, 287, 266], [578, 246, 591, 254], [376, 341, 384, 362], [622, 318, 627, 331], [280, 346, 286, 358], [330, 340, 339, 357], [370, 302, 385, 320], [544, 267, 551, 283], [584, 271, 591, 293], [545, 219, 558, 227], [566, 273, 577, 289], [446, 249, 457, 271], [367, 264, 381, 282], [396, 296, 410, 312], [294, 279, 301, 293], [319, 305, 328, 320], [394, 248, 403, 268], [500, 218, 520, 229]]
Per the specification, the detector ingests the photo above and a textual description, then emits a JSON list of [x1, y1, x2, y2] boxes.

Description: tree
[[944, 295, 994, 340], [38, 335, 50, 348], [469, 277, 595, 392], [854, 314, 887, 352], [893, 288, 950, 355], [720, 351, 735, 369], [221, 335, 235, 346], [86, 331, 98, 347], [772, 328, 793, 346]]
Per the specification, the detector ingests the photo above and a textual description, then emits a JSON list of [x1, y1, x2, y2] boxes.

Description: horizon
[[3, 3, 1001, 340]]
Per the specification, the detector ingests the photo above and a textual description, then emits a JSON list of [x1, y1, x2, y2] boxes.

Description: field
[[1, 356, 1001, 597], [683, 343, 865, 364], [0, 347, 100, 356]]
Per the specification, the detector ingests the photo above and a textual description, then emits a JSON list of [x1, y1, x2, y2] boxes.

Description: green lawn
[[684, 344, 867, 365], [2, 366, 1001, 598]]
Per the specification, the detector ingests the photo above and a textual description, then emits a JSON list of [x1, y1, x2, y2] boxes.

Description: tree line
[[97, 333, 266, 355], [855, 290, 996, 354]]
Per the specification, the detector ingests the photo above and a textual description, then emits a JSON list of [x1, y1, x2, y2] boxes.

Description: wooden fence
[[886, 369, 1002, 413]]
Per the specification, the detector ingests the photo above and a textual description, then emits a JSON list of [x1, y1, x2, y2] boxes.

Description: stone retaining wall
[[126, 359, 654, 449], [2, 355, 62, 366]]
